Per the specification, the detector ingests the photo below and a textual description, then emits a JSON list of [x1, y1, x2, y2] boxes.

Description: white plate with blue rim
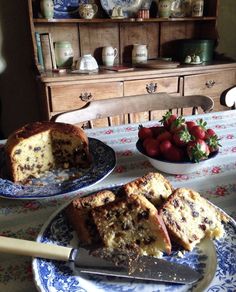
[[100, 0, 143, 18], [32, 186, 236, 292], [0, 138, 116, 199]]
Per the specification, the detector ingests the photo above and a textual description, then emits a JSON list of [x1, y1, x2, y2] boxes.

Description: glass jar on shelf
[[192, 0, 204, 17]]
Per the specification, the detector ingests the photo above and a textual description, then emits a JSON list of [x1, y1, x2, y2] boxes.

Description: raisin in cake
[[65, 190, 116, 245], [160, 188, 229, 251], [5, 121, 90, 182], [92, 193, 171, 257], [120, 172, 174, 207]]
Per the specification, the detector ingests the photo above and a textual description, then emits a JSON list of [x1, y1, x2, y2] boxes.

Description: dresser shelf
[[33, 16, 217, 24], [28, 0, 236, 127]]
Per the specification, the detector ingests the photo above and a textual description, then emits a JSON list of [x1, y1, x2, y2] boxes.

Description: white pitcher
[[132, 44, 148, 64], [102, 46, 118, 66]]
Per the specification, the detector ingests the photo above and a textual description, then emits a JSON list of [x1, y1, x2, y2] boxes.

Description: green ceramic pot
[[54, 41, 74, 68], [177, 39, 216, 63]]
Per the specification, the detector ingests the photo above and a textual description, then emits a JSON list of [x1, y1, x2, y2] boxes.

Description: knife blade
[[0, 236, 201, 284], [71, 247, 201, 284]]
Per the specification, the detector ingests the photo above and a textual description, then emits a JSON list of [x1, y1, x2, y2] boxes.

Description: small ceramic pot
[[55, 41, 74, 69], [158, 0, 172, 18], [79, 4, 98, 19], [102, 46, 118, 66], [76, 54, 98, 71], [40, 0, 54, 19], [132, 44, 148, 64]]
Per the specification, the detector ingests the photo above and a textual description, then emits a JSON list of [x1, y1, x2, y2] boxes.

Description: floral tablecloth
[[0, 110, 236, 292]]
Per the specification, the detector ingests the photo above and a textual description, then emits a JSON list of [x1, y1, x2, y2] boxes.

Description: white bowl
[[76, 54, 98, 71], [136, 140, 218, 175]]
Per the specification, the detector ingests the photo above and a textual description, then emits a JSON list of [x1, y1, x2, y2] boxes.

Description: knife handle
[[0, 236, 72, 261]]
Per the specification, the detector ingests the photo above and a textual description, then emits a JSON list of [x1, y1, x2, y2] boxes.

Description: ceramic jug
[[79, 4, 98, 19], [102, 46, 118, 66], [54, 41, 74, 69], [132, 44, 148, 64], [40, 0, 54, 19]]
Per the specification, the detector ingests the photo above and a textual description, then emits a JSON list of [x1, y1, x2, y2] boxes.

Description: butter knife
[[0, 236, 201, 284]]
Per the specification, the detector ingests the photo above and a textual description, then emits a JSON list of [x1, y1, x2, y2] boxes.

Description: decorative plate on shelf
[[0, 138, 116, 200], [32, 186, 236, 292], [100, 0, 143, 18], [53, 0, 87, 18]]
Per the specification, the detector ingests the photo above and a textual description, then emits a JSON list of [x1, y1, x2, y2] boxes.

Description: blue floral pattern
[[100, 0, 143, 17], [33, 187, 236, 292], [53, 0, 87, 18], [0, 138, 116, 199]]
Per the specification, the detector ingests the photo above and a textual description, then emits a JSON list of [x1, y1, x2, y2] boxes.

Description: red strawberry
[[156, 130, 172, 144], [160, 111, 177, 130], [187, 139, 210, 162], [206, 135, 221, 153], [150, 126, 165, 138], [190, 119, 207, 140], [173, 129, 191, 147], [186, 121, 196, 131], [205, 128, 217, 139], [163, 145, 184, 162], [170, 116, 186, 133], [143, 137, 156, 150], [190, 125, 206, 140], [145, 139, 160, 157], [159, 139, 173, 155], [138, 125, 153, 140]]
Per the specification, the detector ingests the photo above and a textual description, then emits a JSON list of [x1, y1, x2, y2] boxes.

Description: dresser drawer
[[124, 76, 179, 96], [50, 82, 123, 112], [184, 69, 236, 111], [184, 70, 236, 96]]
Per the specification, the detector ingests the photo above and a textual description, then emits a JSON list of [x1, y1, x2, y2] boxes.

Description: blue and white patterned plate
[[32, 186, 236, 292], [0, 138, 116, 200], [100, 0, 143, 17], [53, 0, 87, 18]]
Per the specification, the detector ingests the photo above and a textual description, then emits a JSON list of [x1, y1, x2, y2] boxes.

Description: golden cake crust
[[5, 121, 88, 153], [5, 121, 90, 182], [65, 190, 116, 245], [92, 193, 171, 257], [121, 172, 174, 207], [160, 188, 229, 251]]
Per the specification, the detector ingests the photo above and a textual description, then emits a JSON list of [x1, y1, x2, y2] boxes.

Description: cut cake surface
[[160, 188, 229, 251], [92, 193, 171, 257]]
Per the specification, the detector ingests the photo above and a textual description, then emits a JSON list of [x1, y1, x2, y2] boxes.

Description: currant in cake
[[92, 193, 171, 257], [65, 190, 117, 245], [160, 188, 229, 251], [4, 121, 90, 182]]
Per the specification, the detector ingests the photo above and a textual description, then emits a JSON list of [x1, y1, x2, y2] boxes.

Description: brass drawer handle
[[146, 82, 157, 93], [79, 92, 93, 102], [205, 80, 216, 88]]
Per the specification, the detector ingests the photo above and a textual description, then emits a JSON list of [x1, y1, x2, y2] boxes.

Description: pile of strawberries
[[138, 111, 221, 163]]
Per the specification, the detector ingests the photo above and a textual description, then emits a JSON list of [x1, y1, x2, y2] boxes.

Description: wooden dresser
[[28, 0, 236, 127]]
